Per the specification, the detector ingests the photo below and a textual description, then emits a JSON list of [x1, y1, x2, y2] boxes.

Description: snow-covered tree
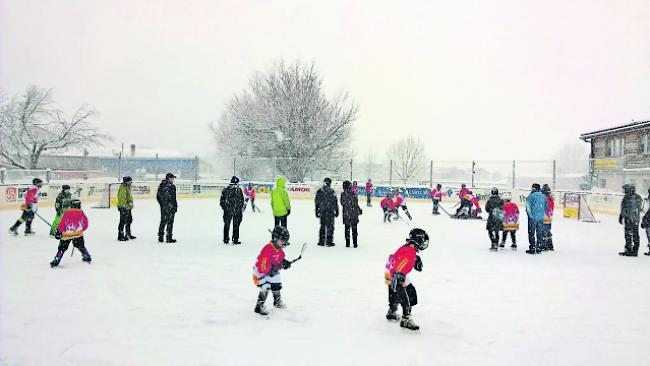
[[387, 136, 427, 184], [211, 61, 358, 182], [0, 86, 110, 169]]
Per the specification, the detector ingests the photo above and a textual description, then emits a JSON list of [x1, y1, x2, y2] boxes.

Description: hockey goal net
[[93, 183, 119, 208], [562, 192, 598, 223]]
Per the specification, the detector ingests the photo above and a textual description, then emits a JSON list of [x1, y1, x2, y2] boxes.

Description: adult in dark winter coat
[[618, 184, 643, 256], [220, 176, 245, 244], [315, 177, 339, 246], [485, 187, 504, 251], [340, 180, 363, 248], [157, 173, 178, 243]]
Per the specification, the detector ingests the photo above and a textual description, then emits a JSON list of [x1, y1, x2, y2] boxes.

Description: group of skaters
[[379, 190, 413, 222]]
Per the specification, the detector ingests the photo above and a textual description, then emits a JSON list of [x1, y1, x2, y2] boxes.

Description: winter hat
[[123, 176, 132, 183], [62, 184, 71, 191], [324, 177, 332, 186], [32, 178, 43, 185], [165, 173, 176, 180], [230, 176, 240, 185], [531, 183, 541, 192], [343, 180, 351, 190]]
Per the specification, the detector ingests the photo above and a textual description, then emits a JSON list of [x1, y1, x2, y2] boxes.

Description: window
[[607, 137, 625, 157], [640, 133, 649, 154]]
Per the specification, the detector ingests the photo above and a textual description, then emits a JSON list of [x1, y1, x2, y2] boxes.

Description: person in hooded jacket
[[340, 180, 363, 248], [271, 176, 291, 228], [220, 176, 245, 245], [485, 187, 504, 251], [117, 176, 135, 241], [526, 183, 548, 254], [157, 173, 178, 243], [315, 177, 339, 246], [619, 184, 643, 256]]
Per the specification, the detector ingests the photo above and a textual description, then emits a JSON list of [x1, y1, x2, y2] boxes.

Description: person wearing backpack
[[485, 187, 504, 251]]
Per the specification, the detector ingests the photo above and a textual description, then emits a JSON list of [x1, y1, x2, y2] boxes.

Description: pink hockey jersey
[[503, 202, 520, 231], [384, 244, 417, 284], [244, 186, 256, 199], [56, 209, 89, 240], [255, 242, 286, 276], [544, 196, 555, 225], [430, 189, 443, 200], [24, 187, 39, 205]]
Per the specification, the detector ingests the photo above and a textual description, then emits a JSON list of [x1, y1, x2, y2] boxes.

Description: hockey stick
[[438, 205, 455, 218], [35, 212, 53, 227], [290, 242, 308, 263]]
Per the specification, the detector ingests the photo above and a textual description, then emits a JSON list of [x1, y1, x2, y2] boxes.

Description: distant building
[[580, 120, 650, 192]]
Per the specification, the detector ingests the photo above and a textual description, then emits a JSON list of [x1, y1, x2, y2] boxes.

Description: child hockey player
[[9, 178, 43, 236], [252, 226, 293, 315], [50, 199, 91, 267], [365, 179, 373, 207], [469, 192, 482, 219], [50, 184, 73, 236], [501, 193, 519, 249], [381, 193, 397, 223], [384, 228, 429, 331], [393, 189, 412, 220], [430, 184, 443, 215], [541, 184, 554, 251], [352, 181, 359, 195], [485, 188, 504, 251], [244, 182, 258, 213]]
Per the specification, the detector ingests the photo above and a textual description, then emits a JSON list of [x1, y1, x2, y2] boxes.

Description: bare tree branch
[[387, 136, 427, 184]]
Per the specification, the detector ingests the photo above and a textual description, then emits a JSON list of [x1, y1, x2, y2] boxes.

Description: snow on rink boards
[[1, 198, 650, 366]]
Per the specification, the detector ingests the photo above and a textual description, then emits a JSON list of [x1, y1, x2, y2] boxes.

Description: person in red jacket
[[365, 179, 373, 207], [542, 184, 555, 251], [50, 199, 91, 267], [243, 182, 259, 213], [384, 228, 429, 331], [252, 226, 293, 316], [430, 184, 443, 215], [469, 192, 482, 219], [501, 193, 520, 249], [380, 193, 397, 223], [8, 178, 43, 236]]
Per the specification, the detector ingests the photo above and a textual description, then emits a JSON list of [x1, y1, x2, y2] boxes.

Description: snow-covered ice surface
[[2, 198, 650, 366]]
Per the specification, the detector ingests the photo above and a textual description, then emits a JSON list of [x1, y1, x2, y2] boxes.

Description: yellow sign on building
[[594, 159, 618, 171]]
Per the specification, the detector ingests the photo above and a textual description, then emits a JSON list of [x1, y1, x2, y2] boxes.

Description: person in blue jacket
[[525, 183, 548, 254]]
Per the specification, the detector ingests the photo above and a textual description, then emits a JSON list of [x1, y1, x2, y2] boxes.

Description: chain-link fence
[[5, 156, 649, 193]]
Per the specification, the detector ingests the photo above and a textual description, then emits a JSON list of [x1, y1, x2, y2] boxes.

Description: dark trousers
[[319, 216, 335, 245], [344, 223, 358, 247], [388, 284, 417, 315], [159, 209, 175, 239], [118, 208, 133, 235], [527, 218, 545, 251], [624, 219, 640, 254], [432, 198, 440, 213], [488, 230, 500, 245], [274, 215, 288, 228], [224, 212, 243, 242], [366, 193, 372, 206], [12, 210, 34, 231], [56, 236, 89, 257], [501, 230, 517, 244]]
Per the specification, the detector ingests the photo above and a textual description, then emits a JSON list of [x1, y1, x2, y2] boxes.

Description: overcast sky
[[1, 0, 649, 161]]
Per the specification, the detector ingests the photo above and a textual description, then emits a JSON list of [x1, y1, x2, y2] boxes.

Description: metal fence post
[[552, 160, 556, 190], [471, 161, 475, 187], [0, 168, 5, 184], [195, 155, 199, 183], [155, 153, 159, 181], [46, 169, 51, 183], [429, 160, 433, 188], [273, 157, 277, 180], [350, 159, 353, 181], [118, 152, 122, 182], [233, 156, 236, 177], [512, 160, 516, 189], [389, 160, 393, 186]]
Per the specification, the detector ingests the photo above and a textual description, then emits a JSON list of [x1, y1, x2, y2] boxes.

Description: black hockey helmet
[[407, 228, 429, 251], [436, 184, 442, 189], [323, 177, 332, 186], [70, 199, 82, 209], [62, 184, 71, 191], [123, 176, 132, 183], [165, 173, 176, 180], [33, 178, 43, 186], [541, 184, 551, 195], [491, 187, 499, 196], [461, 183, 466, 188], [342, 180, 351, 190], [271, 226, 290, 248]]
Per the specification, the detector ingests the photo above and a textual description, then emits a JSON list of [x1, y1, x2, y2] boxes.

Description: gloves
[[359, 208, 363, 215], [55, 231, 62, 240], [268, 265, 281, 277], [477, 208, 482, 214], [414, 255, 423, 272], [286, 209, 291, 216], [390, 272, 407, 292], [281, 259, 292, 270], [619, 215, 623, 225], [315, 210, 320, 218], [335, 211, 339, 218]]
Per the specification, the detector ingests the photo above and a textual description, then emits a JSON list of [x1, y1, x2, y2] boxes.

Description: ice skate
[[400, 316, 419, 331], [50, 256, 62, 268]]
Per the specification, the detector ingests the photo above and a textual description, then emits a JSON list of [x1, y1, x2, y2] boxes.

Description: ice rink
[[2, 197, 650, 366]]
